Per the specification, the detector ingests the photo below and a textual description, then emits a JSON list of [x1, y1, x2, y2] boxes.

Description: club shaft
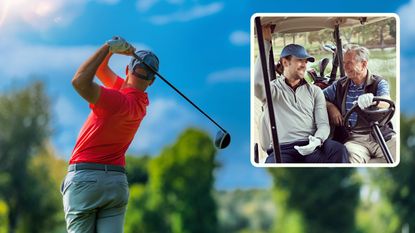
[[132, 53, 227, 133]]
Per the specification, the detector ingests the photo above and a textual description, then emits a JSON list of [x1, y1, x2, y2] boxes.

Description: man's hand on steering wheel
[[357, 93, 374, 109], [344, 97, 395, 132]]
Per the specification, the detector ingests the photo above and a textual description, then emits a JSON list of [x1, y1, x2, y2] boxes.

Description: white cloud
[[0, 0, 119, 31], [54, 130, 76, 158], [149, 2, 224, 25], [53, 96, 84, 158], [0, 40, 96, 79], [0, 0, 86, 30], [95, 0, 120, 5], [207, 67, 250, 84], [0, 38, 150, 80], [129, 98, 196, 154], [400, 56, 415, 109], [229, 31, 250, 46], [136, 0, 184, 13], [136, 0, 159, 12], [54, 96, 84, 128], [398, 0, 415, 48]]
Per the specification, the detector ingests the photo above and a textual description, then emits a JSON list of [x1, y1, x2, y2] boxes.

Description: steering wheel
[[343, 97, 395, 134]]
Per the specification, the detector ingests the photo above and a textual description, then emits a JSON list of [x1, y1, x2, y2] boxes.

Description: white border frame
[[250, 13, 400, 168]]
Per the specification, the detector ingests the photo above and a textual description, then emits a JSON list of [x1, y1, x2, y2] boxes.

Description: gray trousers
[[345, 134, 397, 163], [61, 170, 129, 233]]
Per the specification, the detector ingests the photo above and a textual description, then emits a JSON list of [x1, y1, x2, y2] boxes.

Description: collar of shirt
[[281, 75, 307, 91], [349, 79, 365, 90]]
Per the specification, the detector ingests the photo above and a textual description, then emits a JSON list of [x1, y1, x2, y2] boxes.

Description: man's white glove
[[106, 36, 133, 54], [357, 93, 374, 109], [294, 135, 322, 156]]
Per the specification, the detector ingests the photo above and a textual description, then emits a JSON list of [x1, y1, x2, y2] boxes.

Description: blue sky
[[0, 0, 414, 190]]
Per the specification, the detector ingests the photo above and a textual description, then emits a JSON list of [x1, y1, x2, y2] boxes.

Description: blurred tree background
[[124, 129, 218, 233], [1, 81, 415, 233], [268, 168, 360, 233], [0, 82, 66, 233]]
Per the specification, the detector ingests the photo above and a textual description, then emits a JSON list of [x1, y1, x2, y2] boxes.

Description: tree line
[[276, 17, 396, 51]]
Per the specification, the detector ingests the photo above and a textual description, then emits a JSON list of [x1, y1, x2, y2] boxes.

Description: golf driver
[[131, 52, 231, 149]]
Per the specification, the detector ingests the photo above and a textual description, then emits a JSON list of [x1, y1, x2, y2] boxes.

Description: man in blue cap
[[61, 36, 159, 232], [254, 25, 348, 163]]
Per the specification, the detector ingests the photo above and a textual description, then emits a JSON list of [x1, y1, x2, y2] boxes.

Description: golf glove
[[107, 36, 133, 54], [357, 93, 374, 109], [294, 135, 322, 156]]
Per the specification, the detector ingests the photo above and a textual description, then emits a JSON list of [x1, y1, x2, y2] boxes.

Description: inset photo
[[250, 13, 400, 167]]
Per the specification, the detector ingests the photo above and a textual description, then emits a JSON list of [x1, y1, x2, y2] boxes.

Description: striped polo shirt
[[345, 81, 365, 126], [324, 77, 390, 126]]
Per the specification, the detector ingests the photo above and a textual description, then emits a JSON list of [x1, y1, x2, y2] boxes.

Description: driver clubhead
[[215, 131, 231, 149]]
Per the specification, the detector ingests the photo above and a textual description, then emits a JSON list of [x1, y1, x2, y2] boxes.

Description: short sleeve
[[323, 81, 338, 103], [376, 79, 390, 97], [90, 86, 125, 116], [112, 76, 124, 90]]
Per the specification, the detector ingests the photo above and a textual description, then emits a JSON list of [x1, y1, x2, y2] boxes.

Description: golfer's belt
[[68, 163, 125, 173]]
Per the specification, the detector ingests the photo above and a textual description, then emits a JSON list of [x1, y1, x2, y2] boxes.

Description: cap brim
[[290, 55, 315, 63]]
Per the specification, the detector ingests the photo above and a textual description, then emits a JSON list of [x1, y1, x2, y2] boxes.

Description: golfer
[[60, 36, 159, 233]]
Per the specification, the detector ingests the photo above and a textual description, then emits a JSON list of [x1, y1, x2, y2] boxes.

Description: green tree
[[19, 144, 67, 233], [0, 82, 60, 233], [125, 156, 165, 233], [387, 18, 396, 39], [125, 184, 159, 233], [269, 168, 360, 233], [308, 29, 333, 47], [125, 128, 218, 233], [151, 128, 218, 233], [217, 189, 275, 233], [356, 18, 395, 48], [0, 200, 8, 233], [126, 155, 150, 185], [376, 115, 415, 231], [341, 27, 356, 44], [355, 176, 399, 233]]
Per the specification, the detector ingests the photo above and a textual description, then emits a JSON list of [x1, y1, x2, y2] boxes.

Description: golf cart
[[253, 15, 396, 164]]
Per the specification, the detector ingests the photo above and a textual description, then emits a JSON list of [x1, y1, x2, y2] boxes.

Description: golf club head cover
[[129, 50, 159, 81]]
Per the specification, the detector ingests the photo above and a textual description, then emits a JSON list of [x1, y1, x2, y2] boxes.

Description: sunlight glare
[[0, 0, 12, 27], [0, 0, 58, 28]]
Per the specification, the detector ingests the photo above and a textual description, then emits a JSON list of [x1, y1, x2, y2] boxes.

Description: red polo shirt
[[69, 78, 148, 166]]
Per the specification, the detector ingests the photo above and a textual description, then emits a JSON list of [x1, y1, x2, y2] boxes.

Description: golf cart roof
[[258, 16, 389, 34]]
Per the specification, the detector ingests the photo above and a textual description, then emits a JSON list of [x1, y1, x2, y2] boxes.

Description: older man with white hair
[[324, 45, 396, 163]]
